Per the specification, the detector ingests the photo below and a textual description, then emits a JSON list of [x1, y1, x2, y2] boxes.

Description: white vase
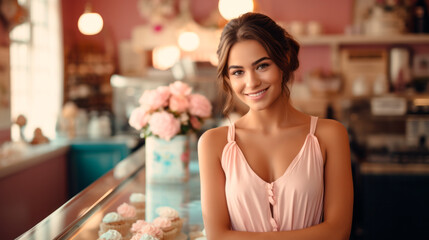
[[145, 135, 190, 183]]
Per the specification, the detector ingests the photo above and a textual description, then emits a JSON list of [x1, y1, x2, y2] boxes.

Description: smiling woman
[[198, 12, 353, 240]]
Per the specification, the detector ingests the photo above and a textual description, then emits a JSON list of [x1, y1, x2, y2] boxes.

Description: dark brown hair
[[217, 12, 300, 115]]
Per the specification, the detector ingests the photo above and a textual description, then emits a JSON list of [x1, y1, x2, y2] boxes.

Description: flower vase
[[145, 135, 190, 183]]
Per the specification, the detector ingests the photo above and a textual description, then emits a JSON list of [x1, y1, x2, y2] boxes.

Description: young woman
[[198, 12, 353, 240]]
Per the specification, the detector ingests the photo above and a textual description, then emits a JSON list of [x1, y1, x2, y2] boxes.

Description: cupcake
[[117, 203, 138, 227], [153, 217, 177, 240], [140, 223, 164, 240], [129, 193, 146, 220], [130, 220, 148, 235], [156, 207, 183, 236], [98, 229, 123, 240], [99, 212, 128, 237], [130, 233, 159, 240]]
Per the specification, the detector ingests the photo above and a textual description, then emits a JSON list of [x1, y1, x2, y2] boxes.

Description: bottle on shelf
[[412, 0, 429, 33]]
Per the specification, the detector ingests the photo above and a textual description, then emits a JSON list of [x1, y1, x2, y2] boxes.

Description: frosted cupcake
[[99, 212, 128, 237], [140, 223, 164, 240], [129, 193, 146, 220], [156, 207, 183, 236], [117, 203, 138, 226], [98, 229, 123, 240], [130, 233, 159, 240], [153, 217, 177, 240], [130, 220, 148, 235]]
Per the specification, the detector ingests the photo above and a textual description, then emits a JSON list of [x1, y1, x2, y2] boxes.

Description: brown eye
[[256, 63, 269, 70], [231, 70, 244, 76]]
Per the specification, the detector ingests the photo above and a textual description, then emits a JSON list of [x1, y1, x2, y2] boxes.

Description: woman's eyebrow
[[228, 57, 271, 70], [251, 57, 270, 66]]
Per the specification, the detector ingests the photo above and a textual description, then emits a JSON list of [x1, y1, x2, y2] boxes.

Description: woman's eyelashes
[[231, 69, 244, 76], [229, 62, 270, 77], [256, 62, 270, 70]]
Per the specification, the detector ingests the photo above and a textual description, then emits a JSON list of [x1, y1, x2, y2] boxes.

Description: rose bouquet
[[128, 81, 212, 141]]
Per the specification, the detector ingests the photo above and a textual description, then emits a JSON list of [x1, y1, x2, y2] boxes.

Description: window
[[10, 0, 63, 140]]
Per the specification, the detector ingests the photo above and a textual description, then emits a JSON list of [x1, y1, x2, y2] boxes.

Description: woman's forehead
[[228, 40, 268, 66]]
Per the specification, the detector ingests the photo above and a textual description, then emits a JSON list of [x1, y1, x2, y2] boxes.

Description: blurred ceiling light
[[218, 0, 254, 20], [78, 2, 104, 35], [152, 45, 181, 70], [178, 31, 200, 52]]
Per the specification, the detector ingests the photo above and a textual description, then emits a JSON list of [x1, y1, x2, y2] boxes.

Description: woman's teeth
[[247, 89, 267, 97]]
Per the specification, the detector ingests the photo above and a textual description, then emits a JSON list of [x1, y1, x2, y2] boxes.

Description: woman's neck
[[241, 95, 303, 133]]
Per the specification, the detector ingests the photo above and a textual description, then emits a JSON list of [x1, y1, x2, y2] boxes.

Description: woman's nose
[[245, 72, 261, 88]]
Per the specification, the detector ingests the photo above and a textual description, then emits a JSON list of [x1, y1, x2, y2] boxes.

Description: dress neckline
[[232, 133, 310, 185], [227, 116, 317, 184]]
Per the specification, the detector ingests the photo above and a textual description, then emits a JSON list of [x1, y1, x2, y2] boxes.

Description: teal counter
[[68, 140, 131, 196]]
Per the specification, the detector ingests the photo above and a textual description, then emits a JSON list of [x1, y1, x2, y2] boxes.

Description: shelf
[[296, 34, 429, 72], [298, 34, 429, 46]]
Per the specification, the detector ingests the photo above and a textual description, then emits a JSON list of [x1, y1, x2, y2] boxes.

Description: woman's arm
[[198, 120, 354, 240], [198, 128, 233, 238]]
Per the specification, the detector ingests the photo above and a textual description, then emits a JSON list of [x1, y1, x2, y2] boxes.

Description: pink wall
[[61, 0, 354, 78], [0, 152, 68, 239], [62, 0, 353, 43], [62, 0, 146, 50], [258, 0, 353, 34]]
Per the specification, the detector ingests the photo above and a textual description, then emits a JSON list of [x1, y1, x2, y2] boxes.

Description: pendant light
[[78, 2, 103, 35], [218, 0, 254, 21], [177, 0, 200, 52]]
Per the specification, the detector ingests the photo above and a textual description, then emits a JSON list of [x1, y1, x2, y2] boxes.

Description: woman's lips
[[245, 87, 269, 99]]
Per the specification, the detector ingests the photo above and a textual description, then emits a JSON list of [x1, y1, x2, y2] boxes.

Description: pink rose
[[131, 220, 148, 234], [129, 107, 149, 130], [190, 116, 201, 130], [188, 94, 212, 118], [149, 111, 181, 141], [169, 95, 189, 113], [155, 86, 171, 107], [169, 81, 192, 97], [139, 88, 169, 111], [139, 90, 156, 110], [141, 224, 164, 239], [117, 203, 136, 218]]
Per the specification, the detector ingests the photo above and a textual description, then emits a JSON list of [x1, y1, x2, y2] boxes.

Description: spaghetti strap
[[227, 123, 235, 142], [309, 116, 318, 135]]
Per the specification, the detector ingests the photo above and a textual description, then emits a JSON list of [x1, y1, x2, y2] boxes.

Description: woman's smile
[[244, 87, 269, 100]]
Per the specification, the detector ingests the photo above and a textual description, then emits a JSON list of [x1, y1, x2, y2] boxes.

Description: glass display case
[[17, 146, 204, 240]]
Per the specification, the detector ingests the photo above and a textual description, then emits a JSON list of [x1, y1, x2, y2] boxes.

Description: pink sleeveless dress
[[221, 116, 324, 232]]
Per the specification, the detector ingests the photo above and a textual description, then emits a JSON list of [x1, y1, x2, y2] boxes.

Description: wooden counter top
[[0, 135, 138, 179], [0, 141, 70, 179]]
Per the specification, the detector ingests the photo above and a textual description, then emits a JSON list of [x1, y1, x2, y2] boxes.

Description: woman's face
[[227, 40, 284, 111]]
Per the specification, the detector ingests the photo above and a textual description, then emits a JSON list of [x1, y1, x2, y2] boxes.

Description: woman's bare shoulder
[[315, 118, 349, 151], [316, 118, 348, 136], [198, 126, 229, 159]]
